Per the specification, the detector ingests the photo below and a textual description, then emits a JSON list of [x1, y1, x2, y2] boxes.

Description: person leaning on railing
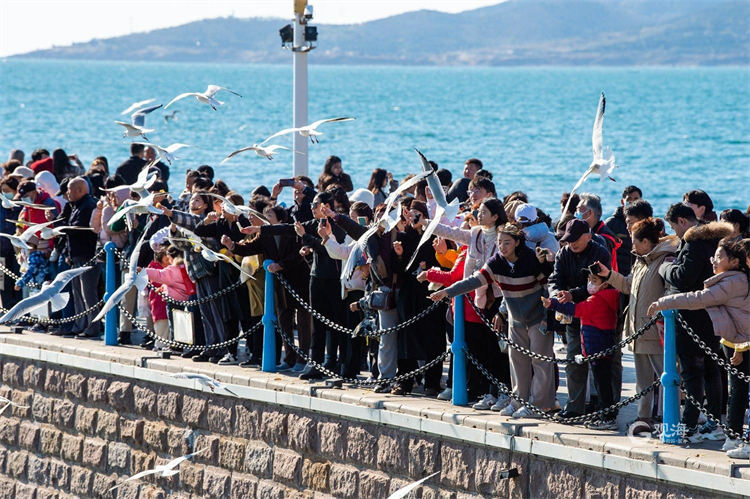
[[649, 238, 750, 455], [594, 218, 678, 433]]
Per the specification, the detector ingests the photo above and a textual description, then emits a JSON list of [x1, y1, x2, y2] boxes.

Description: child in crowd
[[542, 265, 620, 430]]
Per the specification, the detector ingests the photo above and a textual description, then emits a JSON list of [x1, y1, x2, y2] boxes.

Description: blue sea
[[1, 59, 748, 217]]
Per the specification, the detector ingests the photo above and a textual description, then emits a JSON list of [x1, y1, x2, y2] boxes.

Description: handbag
[[172, 308, 195, 345]]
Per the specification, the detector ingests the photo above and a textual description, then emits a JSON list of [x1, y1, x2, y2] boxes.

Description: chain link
[[117, 303, 261, 351], [468, 299, 660, 365], [675, 312, 750, 383], [1, 300, 104, 325], [275, 322, 451, 386], [464, 347, 661, 425], [680, 383, 750, 444], [0, 246, 106, 290], [275, 273, 443, 338]]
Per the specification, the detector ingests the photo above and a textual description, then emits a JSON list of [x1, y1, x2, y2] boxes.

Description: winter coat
[[426, 249, 483, 324], [655, 270, 750, 345], [63, 194, 97, 259], [605, 206, 632, 276], [323, 237, 366, 298], [15, 251, 47, 288], [593, 220, 622, 272], [169, 210, 215, 281], [115, 156, 146, 185], [548, 240, 611, 304], [523, 222, 560, 254], [607, 236, 679, 354], [146, 261, 168, 321], [547, 287, 620, 356], [146, 263, 194, 302]]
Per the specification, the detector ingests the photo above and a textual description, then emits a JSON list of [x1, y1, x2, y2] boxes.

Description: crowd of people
[[1, 144, 749, 455]]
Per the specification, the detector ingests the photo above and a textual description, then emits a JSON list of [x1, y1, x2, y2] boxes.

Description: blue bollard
[[660, 309, 680, 444], [452, 295, 468, 406], [103, 242, 118, 346], [261, 260, 277, 373]]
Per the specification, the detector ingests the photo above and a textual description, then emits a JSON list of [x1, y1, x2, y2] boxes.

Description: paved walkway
[[1, 326, 749, 496]]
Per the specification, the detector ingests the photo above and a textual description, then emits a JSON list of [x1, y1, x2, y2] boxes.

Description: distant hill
[[14, 0, 750, 65]]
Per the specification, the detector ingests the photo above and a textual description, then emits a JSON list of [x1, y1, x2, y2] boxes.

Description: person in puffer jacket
[[515, 203, 559, 254], [543, 269, 620, 430]]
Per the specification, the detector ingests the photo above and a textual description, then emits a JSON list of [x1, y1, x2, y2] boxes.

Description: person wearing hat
[[16, 180, 59, 235], [548, 218, 611, 418], [516, 203, 559, 254], [9, 166, 35, 181]]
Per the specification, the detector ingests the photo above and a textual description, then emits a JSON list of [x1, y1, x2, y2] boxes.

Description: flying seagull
[[163, 110, 180, 123], [109, 448, 208, 492], [114, 104, 162, 140], [121, 98, 156, 115], [0, 219, 60, 250], [406, 149, 461, 269], [221, 144, 290, 163], [103, 162, 159, 198], [387, 472, 440, 499], [562, 92, 617, 215], [92, 220, 154, 324], [202, 192, 269, 223], [164, 85, 242, 111], [132, 142, 190, 165], [0, 267, 91, 324], [169, 372, 238, 396], [170, 236, 254, 283], [262, 117, 355, 144], [6, 219, 94, 241], [0, 196, 57, 212], [107, 191, 167, 229]]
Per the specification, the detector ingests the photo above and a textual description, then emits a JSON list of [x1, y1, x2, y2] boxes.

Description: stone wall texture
[[0, 356, 735, 498]]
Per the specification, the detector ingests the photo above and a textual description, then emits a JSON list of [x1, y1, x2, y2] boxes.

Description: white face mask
[[587, 282, 601, 295], [1, 192, 14, 199]]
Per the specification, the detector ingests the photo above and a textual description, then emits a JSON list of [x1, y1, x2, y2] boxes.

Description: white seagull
[[133, 142, 190, 165], [0, 219, 60, 250], [92, 220, 154, 324], [107, 192, 166, 229], [202, 192, 269, 223], [6, 219, 94, 241], [262, 117, 355, 144], [221, 144, 290, 163], [114, 104, 162, 140], [121, 98, 156, 115], [563, 92, 618, 215], [170, 236, 254, 283], [0, 267, 91, 324], [0, 196, 57, 212], [164, 85, 242, 111], [388, 472, 440, 499], [169, 373, 238, 396], [0, 396, 30, 416], [104, 162, 159, 198], [109, 448, 208, 492], [163, 110, 180, 123]]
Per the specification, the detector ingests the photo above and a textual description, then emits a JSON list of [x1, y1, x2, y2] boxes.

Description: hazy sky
[[0, 0, 503, 57]]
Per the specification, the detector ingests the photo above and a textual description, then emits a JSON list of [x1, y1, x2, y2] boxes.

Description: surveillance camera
[[304, 4, 313, 19]]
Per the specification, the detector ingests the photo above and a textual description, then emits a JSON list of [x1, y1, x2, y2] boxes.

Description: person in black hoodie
[[660, 203, 734, 441], [115, 143, 146, 185], [605, 185, 642, 277], [270, 176, 316, 223], [548, 219, 611, 418]]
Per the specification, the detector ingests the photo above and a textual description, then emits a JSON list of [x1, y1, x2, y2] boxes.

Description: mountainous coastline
[[14, 0, 749, 65]]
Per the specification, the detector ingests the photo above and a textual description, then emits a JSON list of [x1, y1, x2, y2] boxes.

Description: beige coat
[[656, 270, 750, 344], [607, 236, 679, 354]]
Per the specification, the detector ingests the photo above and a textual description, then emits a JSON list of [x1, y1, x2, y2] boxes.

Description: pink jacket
[[146, 264, 192, 302], [656, 270, 750, 344], [146, 262, 168, 322]]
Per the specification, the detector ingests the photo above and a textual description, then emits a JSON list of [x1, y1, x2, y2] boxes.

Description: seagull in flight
[[6, 219, 93, 241], [114, 104, 162, 140], [109, 448, 208, 491], [563, 92, 617, 214], [221, 144, 290, 163], [262, 117, 355, 144], [164, 85, 242, 111], [107, 191, 166, 229], [169, 372, 238, 396], [202, 192, 269, 223], [388, 472, 440, 499], [0, 219, 60, 250], [0, 267, 91, 324], [104, 162, 159, 198], [133, 142, 190, 165], [121, 98, 156, 115], [0, 196, 57, 212], [170, 236, 254, 282], [163, 110, 180, 123], [0, 396, 30, 416]]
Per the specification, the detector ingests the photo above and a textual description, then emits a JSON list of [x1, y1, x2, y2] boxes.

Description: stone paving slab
[[1, 326, 749, 495]]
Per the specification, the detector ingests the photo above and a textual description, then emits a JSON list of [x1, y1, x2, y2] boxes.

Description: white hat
[[349, 188, 374, 209], [515, 203, 538, 224], [149, 226, 170, 252], [8, 166, 34, 180]]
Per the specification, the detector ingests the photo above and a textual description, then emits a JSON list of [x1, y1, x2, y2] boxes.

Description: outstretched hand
[[647, 302, 662, 316], [429, 289, 448, 302], [540, 296, 552, 308]]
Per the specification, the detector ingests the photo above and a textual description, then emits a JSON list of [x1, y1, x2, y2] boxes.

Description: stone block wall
[[0, 356, 732, 498]]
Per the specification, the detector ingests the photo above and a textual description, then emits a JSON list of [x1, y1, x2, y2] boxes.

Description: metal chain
[[275, 323, 451, 386], [675, 312, 750, 383], [0, 300, 104, 325], [275, 272, 444, 338], [464, 347, 661, 425], [117, 303, 261, 351], [680, 383, 750, 443], [468, 299, 660, 365], [0, 246, 106, 290]]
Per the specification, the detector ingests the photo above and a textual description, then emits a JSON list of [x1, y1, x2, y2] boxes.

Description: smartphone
[[357, 216, 367, 226], [279, 178, 295, 187], [588, 262, 601, 274], [320, 218, 327, 228]]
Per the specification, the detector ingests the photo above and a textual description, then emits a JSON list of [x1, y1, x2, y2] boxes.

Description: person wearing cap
[[576, 194, 622, 272], [9, 166, 35, 181], [516, 203, 559, 254], [16, 180, 59, 234], [548, 218, 611, 418]]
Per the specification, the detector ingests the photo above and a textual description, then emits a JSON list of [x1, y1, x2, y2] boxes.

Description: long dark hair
[[368, 168, 387, 192], [718, 238, 750, 297], [481, 198, 508, 227], [52, 148, 70, 180]]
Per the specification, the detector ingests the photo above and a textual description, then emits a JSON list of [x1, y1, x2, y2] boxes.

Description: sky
[[0, 0, 503, 57]]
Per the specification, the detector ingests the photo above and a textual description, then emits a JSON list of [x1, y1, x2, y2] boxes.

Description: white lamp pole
[[292, 1, 309, 177]]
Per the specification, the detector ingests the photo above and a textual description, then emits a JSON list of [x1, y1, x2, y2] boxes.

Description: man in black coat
[[660, 203, 734, 439], [115, 143, 146, 185], [446, 158, 482, 204], [548, 219, 611, 418], [605, 185, 642, 277]]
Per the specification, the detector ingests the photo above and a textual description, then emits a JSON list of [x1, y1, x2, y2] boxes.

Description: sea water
[[1, 59, 748, 217]]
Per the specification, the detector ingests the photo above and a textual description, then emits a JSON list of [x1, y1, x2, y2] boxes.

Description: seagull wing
[[108, 468, 161, 491], [308, 117, 355, 130], [0, 287, 55, 323], [131, 104, 163, 127], [0, 233, 29, 250], [205, 85, 242, 98], [259, 127, 302, 145], [415, 148, 449, 210], [15, 201, 57, 211], [121, 98, 155, 115], [263, 145, 289, 153], [164, 93, 201, 109], [114, 121, 139, 132], [164, 143, 190, 154], [387, 472, 440, 499], [378, 170, 431, 227], [592, 92, 605, 160], [220, 146, 259, 164], [406, 206, 444, 270], [20, 219, 59, 241]]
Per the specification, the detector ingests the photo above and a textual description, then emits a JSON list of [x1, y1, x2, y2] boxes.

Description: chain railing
[[468, 299, 660, 365], [275, 322, 451, 386], [116, 303, 262, 351], [680, 383, 750, 444], [676, 312, 750, 383], [0, 246, 106, 290], [0, 300, 104, 326], [275, 272, 443, 338], [464, 347, 661, 425]]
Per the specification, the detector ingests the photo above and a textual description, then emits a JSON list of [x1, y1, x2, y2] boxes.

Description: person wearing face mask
[[576, 194, 621, 271], [16, 180, 59, 231], [542, 268, 620, 430], [430, 223, 556, 417], [0, 177, 22, 308]]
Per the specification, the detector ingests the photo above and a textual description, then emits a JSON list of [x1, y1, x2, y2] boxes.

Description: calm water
[[1, 59, 748, 216]]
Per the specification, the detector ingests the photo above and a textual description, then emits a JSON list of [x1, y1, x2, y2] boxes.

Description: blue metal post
[[452, 295, 468, 406], [660, 309, 680, 444], [261, 260, 277, 373], [103, 242, 118, 346]]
